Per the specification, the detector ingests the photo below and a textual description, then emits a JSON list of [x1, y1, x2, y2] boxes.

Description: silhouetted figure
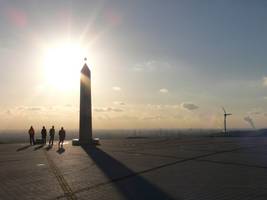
[[28, 126, 35, 145], [49, 126, 55, 146], [41, 126, 47, 144], [58, 127, 66, 149]]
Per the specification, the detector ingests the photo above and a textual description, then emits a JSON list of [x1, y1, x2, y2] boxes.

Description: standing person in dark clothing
[[41, 126, 47, 144], [58, 127, 66, 149], [49, 126, 55, 146], [28, 126, 35, 145]]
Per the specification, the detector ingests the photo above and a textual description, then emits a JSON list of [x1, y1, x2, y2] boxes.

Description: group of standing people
[[28, 126, 66, 148]]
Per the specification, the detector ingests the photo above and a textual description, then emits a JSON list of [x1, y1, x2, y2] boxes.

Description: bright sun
[[42, 42, 87, 90]]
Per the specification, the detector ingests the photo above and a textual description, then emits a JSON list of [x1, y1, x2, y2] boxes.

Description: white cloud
[[247, 108, 263, 116], [133, 60, 172, 72], [140, 114, 170, 121], [133, 66, 144, 71], [14, 106, 43, 112], [248, 110, 261, 115], [93, 108, 107, 112], [263, 77, 267, 87], [113, 101, 126, 105], [27, 107, 42, 111], [141, 115, 162, 120], [249, 111, 261, 115], [112, 86, 121, 91], [109, 108, 124, 112], [96, 115, 138, 121], [94, 107, 123, 112], [147, 104, 164, 110], [181, 103, 199, 110], [4, 105, 78, 117], [159, 88, 169, 93], [96, 115, 111, 120], [146, 104, 181, 111], [113, 115, 139, 120]]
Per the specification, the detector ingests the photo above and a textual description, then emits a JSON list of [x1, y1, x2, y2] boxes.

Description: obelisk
[[79, 58, 92, 144]]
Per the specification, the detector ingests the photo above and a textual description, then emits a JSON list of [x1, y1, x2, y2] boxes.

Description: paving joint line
[[196, 159, 267, 169], [44, 150, 77, 200], [56, 145, 254, 198]]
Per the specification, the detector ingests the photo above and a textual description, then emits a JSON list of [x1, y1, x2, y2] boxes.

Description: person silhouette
[[28, 126, 35, 145], [58, 127, 66, 149], [41, 126, 47, 144], [49, 126, 55, 146]]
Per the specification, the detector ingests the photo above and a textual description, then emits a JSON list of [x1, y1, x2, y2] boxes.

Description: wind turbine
[[222, 107, 232, 134]]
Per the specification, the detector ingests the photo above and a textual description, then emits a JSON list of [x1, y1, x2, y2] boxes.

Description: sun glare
[[42, 42, 87, 90]]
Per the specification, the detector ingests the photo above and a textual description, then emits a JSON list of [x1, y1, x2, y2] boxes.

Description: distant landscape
[[1, 129, 267, 144]]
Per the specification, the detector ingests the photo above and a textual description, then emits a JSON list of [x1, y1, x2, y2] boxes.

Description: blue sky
[[0, 0, 267, 130]]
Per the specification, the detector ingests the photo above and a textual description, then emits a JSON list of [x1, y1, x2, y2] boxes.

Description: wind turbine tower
[[222, 107, 232, 135]]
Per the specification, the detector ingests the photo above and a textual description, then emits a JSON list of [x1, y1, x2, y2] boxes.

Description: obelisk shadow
[[82, 145, 175, 200]]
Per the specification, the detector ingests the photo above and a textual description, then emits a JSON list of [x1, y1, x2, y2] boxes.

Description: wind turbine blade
[[222, 107, 226, 114]]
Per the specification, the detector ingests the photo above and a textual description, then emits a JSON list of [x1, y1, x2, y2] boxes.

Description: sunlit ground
[[42, 41, 88, 91]]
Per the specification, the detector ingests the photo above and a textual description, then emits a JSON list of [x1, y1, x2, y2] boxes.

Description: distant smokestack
[[244, 116, 255, 129]]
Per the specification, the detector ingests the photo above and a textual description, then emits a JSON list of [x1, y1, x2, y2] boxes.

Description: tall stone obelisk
[[79, 58, 92, 144]]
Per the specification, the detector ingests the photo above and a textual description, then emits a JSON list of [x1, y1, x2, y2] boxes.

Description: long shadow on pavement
[[34, 144, 44, 151], [82, 145, 175, 200], [16, 144, 32, 151]]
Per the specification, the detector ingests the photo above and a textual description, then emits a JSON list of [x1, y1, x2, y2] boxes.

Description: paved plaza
[[1, 137, 267, 200]]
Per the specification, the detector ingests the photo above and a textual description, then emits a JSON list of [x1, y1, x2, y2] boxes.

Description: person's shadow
[[82, 145, 174, 200], [16, 145, 31, 152], [34, 144, 44, 151], [57, 147, 65, 154], [45, 145, 52, 151]]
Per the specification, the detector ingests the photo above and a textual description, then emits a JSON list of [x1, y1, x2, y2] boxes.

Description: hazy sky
[[1, 0, 267, 130]]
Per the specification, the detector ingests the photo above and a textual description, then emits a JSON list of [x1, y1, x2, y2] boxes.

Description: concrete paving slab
[[1, 137, 267, 199]]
